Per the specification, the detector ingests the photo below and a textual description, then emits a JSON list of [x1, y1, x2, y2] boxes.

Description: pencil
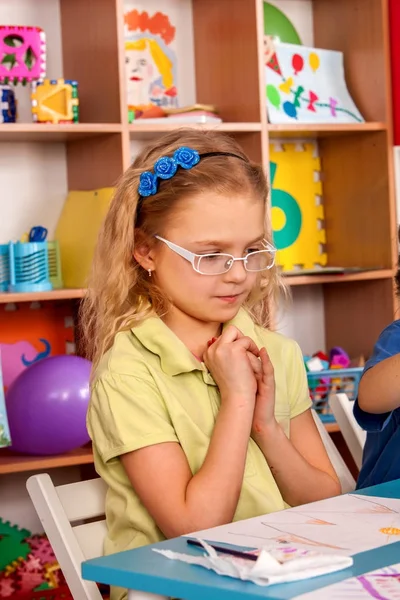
[[186, 538, 258, 561]]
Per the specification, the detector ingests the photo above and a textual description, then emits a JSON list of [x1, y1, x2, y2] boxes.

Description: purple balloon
[[5, 355, 91, 456]]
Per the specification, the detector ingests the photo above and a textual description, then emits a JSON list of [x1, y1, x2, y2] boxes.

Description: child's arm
[[121, 326, 259, 538], [358, 354, 400, 414], [356, 320, 400, 415]]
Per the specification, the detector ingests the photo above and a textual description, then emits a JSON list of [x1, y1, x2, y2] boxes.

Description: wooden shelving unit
[[129, 122, 263, 134], [0, 446, 93, 475], [0, 289, 86, 304], [268, 122, 387, 138], [285, 269, 395, 287], [0, 0, 396, 474], [0, 123, 122, 142]]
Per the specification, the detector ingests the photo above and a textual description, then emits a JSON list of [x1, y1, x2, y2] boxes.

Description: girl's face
[[151, 191, 266, 325]]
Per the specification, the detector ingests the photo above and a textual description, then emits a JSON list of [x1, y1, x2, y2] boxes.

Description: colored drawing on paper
[[124, 8, 178, 112], [190, 494, 400, 559], [269, 142, 327, 272], [294, 563, 400, 600], [259, 524, 346, 550], [265, 38, 364, 124], [380, 527, 400, 536]]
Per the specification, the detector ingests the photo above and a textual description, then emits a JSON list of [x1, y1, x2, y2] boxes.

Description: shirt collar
[[132, 308, 256, 377]]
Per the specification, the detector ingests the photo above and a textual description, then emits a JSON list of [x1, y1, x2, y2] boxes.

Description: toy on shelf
[[0, 25, 46, 85], [304, 347, 364, 423], [270, 141, 327, 271], [31, 78, 79, 124], [6, 355, 91, 456], [9, 240, 52, 293], [0, 85, 16, 122], [1, 227, 63, 293], [0, 244, 9, 291], [0, 300, 74, 391], [55, 188, 114, 288]]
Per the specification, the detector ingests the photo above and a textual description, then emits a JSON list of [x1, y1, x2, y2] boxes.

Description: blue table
[[82, 481, 400, 600]]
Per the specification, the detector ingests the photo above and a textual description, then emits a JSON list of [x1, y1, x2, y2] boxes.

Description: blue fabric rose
[[154, 156, 178, 180], [174, 146, 200, 169], [138, 171, 157, 197]]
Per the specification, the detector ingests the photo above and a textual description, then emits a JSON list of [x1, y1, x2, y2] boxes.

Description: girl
[[82, 129, 340, 600]]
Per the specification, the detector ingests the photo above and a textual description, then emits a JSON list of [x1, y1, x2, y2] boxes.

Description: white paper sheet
[[154, 540, 353, 586], [294, 562, 400, 599], [189, 495, 400, 558], [265, 41, 364, 124]]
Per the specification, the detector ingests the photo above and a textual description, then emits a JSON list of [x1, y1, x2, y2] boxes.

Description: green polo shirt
[[87, 308, 311, 600]]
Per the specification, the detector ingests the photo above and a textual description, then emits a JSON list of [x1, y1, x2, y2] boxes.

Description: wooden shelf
[[0, 445, 93, 475], [0, 289, 86, 303], [129, 122, 262, 139], [285, 269, 394, 286], [268, 122, 387, 138], [0, 124, 122, 142]]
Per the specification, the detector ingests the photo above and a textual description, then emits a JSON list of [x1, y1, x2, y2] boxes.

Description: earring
[[148, 269, 152, 277]]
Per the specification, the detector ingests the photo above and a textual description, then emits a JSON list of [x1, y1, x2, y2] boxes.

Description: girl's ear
[[133, 230, 156, 271]]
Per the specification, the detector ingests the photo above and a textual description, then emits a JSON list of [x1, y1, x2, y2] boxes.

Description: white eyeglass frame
[[155, 235, 276, 275]]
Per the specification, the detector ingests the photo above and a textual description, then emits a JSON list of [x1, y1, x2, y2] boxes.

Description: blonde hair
[[125, 38, 173, 89], [80, 129, 285, 370]]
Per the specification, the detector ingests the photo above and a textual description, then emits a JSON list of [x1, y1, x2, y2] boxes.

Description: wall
[[0, 1, 68, 243]]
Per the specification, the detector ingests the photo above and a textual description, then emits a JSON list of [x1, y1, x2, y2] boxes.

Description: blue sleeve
[[364, 320, 400, 372], [353, 320, 400, 432], [353, 399, 392, 432]]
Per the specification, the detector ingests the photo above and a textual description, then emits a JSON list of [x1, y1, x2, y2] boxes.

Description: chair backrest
[[329, 393, 367, 470], [311, 409, 356, 493], [27, 473, 107, 600]]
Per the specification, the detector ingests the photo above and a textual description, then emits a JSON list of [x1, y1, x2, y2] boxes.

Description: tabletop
[[82, 480, 400, 600]]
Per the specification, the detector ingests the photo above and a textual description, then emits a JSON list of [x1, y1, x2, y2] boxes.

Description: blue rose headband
[[136, 146, 247, 217]]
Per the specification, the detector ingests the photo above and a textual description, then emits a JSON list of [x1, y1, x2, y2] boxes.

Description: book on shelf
[[0, 349, 11, 448]]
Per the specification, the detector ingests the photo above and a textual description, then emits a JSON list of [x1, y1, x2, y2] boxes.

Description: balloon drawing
[[266, 84, 281, 108], [292, 53, 304, 75], [309, 52, 320, 72]]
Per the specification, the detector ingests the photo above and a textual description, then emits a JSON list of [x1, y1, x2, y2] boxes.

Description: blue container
[[9, 241, 52, 293], [307, 367, 363, 423], [0, 244, 9, 291]]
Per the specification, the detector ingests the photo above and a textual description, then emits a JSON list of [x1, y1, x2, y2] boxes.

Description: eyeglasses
[[155, 236, 276, 275]]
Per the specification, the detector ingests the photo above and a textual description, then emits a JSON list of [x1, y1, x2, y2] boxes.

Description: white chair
[[27, 474, 166, 600], [311, 409, 356, 493], [329, 393, 366, 470], [27, 474, 107, 600], [26, 420, 354, 600]]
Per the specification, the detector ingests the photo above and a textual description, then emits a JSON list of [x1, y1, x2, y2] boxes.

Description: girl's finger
[[247, 351, 262, 377], [218, 325, 244, 343], [234, 336, 260, 357], [260, 347, 274, 378]]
